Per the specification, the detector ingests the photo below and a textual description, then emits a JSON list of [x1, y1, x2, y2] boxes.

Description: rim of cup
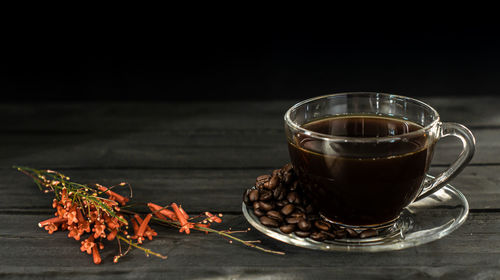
[[284, 92, 441, 143]]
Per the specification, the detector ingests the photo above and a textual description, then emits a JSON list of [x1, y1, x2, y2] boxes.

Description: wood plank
[[1, 165, 498, 212], [1, 127, 497, 170], [0, 101, 290, 132], [1, 97, 500, 134], [420, 97, 500, 128], [1, 212, 500, 279]]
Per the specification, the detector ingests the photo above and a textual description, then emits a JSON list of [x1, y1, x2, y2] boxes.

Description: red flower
[[44, 223, 59, 234], [97, 185, 129, 206], [107, 229, 118, 241], [67, 225, 83, 240], [92, 246, 102, 264], [171, 203, 194, 234], [205, 212, 222, 223], [63, 207, 79, 225], [147, 202, 177, 221], [92, 222, 106, 239], [80, 236, 95, 255]]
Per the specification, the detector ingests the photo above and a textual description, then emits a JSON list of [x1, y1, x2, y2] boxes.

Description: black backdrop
[[2, 21, 499, 101]]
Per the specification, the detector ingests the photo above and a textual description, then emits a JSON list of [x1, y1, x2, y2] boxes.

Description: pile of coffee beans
[[243, 163, 379, 242]]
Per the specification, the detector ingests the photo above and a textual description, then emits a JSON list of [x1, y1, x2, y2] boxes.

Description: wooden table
[[2, 97, 499, 279]]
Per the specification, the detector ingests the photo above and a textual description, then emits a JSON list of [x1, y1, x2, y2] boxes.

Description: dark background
[[2, 20, 499, 101]]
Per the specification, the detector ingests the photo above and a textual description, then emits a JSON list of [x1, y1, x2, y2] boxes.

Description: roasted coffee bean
[[279, 200, 289, 206], [359, 229, 378, 239], [345, 228, 358, 237], [267, 175, 279, 189], [283, 172, 293, 184], [295, 231, 311, 238], [262, 181, 270, 189], [276, 200, 286, 207], [260, 216, 279, 228], [314, 220, 331, 231], [287, 192, 298, 204], [266, 210, 283, 222], [280, 204, 295, 216], [310, 231, 326, 242], [259, 190, 273, 201], [259, 201, 274, 211], [253, 208, 265, 217], [323, 231, 336, 240], [243, 189, 251, 206], [290, 181, 299, 191], [283, 163, 293, 173], [285, 216, 301, 224], [272, 169, 281, 177], [248, 189, 259, 202], [273, 185, 285, 200], [290, 212, 306, 219], [293, 196, 301, 205], [305, 204, 314, 214], [256, 174, 271, 183], [298, 219, 311, 231], [329, 224, 339, 232], [279, 185, 287, 197], [279, 224, 296, 234], [334, 229, 347, 239], [306, 214, 320, 221], [294, 205, 305, 213], [253, 201, 260, 210]]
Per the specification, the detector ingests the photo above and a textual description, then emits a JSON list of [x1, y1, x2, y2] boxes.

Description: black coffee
[[288, 115, 434, 226]]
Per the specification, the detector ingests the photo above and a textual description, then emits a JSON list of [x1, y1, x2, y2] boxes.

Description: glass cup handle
[[415, 122, 476, 201]]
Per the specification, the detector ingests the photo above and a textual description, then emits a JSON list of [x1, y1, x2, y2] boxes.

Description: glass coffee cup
[[284, 92, 475, 228]]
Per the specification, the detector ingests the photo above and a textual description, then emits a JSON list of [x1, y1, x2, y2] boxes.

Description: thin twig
[[117, 235, 167, 259], [152, 217, 285, 255]]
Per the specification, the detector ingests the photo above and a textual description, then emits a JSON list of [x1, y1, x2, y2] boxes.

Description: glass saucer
[[242, 175, 469, 252]]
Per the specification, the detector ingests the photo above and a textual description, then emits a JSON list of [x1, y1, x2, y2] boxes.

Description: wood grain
[[1, 127, 497, 171], [1, 165, 499, 213], [2, 98, 500, 133], [1, 213, 500, 279], [1, 98, 499, 279]]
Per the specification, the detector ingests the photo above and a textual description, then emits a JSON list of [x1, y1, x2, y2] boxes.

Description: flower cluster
[[38, 184, 146, 264], [16, 166, 284, 265], [19, 167, 166, 264]]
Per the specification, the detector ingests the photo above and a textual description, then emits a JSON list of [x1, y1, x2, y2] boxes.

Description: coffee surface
[[288, 115, 433, 226]]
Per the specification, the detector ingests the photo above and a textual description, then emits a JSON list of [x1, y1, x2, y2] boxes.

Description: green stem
[[116, 235, 167, 259], [152, 217, 285, 255]]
